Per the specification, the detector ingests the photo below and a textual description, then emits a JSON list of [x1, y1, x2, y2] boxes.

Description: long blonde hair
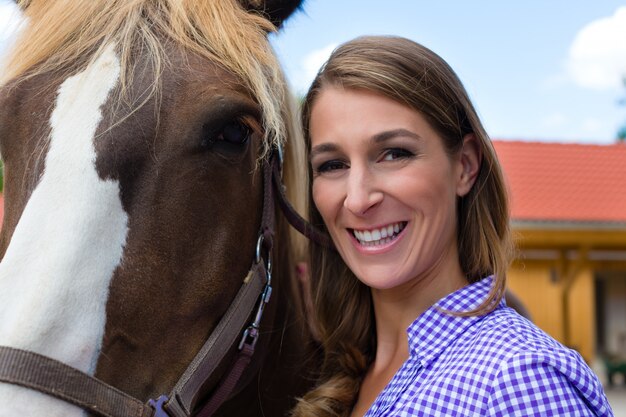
[[292, 36, 513, 416]]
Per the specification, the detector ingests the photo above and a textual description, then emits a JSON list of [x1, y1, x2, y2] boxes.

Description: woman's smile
[[348, 221, 408, 252]]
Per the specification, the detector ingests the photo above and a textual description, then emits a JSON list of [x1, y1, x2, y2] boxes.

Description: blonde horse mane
[[1, 0, 308, 252]]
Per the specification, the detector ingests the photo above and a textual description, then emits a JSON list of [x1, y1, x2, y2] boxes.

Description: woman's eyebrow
[[372, 128, 422, 143], [309, 129, 422, 160], [310, 143, 339, 160]]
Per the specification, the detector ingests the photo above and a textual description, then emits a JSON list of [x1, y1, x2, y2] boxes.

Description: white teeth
[[352, 222, 405, 245]]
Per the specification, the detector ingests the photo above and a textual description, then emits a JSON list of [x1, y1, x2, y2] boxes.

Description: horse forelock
[[2, 0, 291, 160]]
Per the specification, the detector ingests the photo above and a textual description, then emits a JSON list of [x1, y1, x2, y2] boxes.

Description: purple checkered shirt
[[363, 277, 614, 416]]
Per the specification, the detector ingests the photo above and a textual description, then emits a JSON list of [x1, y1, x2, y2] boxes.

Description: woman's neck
[[370, 255, 467, 366]]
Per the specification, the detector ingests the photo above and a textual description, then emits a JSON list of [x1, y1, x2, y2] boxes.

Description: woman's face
[[309, 87, 476, 291]]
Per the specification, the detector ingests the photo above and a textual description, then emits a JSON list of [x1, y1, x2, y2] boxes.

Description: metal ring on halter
[[255, 234, 272, 282], [255, 234, 264, 264]]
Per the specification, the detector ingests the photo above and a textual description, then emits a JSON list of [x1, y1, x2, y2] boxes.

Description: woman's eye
[[381, 148, 414, 161], [315, 160, 347, 174]]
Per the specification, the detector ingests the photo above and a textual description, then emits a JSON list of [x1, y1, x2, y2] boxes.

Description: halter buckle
[[238, 325, 259, 350]]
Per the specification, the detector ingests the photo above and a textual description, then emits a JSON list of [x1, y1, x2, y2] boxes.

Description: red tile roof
[[493, 140, 626, 224]]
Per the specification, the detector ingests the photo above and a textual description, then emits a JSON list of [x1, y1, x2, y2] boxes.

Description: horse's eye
[[218, 121, 250, 145], [200, 120, 251, 150]]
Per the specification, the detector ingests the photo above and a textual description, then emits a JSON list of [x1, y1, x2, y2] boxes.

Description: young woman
[[292, 36, 613, 417]]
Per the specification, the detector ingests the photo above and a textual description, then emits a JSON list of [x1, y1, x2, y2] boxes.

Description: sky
[[1, 0, 626, 144]]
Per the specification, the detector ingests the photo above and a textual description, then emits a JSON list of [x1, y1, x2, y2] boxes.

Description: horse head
[[0, 1, 313, 416]]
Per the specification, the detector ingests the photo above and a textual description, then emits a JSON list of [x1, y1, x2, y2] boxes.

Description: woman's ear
[[456, 133, 482, 197]]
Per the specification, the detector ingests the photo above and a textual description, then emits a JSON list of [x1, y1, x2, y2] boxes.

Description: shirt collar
[[406, 276, 504, 368]]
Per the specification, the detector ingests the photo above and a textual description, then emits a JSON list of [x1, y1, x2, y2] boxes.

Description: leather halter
[[0, 146, 331, 417]]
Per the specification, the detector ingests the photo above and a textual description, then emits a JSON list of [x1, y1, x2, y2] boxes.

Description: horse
[[0, 1, 317, 416]]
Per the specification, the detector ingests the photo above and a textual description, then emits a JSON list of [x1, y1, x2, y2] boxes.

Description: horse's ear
[[241, 0, 304, 28], [13, 0, 30, 10]]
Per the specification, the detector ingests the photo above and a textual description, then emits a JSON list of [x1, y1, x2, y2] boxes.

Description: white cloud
[[566, 6, 626, 90], [292, 43, 337, 93]]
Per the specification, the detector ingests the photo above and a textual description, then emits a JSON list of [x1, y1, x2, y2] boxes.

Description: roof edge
[[511, 219, 626, 230]]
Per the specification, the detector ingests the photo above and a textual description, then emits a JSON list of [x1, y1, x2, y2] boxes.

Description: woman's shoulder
[[424, 305, 576, 387], [400, 305, 613, 416], [458, 307, 613, 416], [477, 305, 564, 352], [464, 306, 591, 375]]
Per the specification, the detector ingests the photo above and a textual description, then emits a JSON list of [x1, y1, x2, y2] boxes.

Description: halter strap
[[162, 261, 270, 417], [0, 152, 280, 417], [270, 155, 335, 249], [0, 346, 151, 417]]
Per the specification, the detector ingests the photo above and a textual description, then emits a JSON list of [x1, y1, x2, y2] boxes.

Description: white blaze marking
[[0, 44, 128, 416]]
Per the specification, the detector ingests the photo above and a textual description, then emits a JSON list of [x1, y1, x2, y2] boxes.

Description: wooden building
[[494, 140, 626, 368]]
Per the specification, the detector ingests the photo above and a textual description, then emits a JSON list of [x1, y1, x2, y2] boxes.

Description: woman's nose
[[343, 166, 383, 216]]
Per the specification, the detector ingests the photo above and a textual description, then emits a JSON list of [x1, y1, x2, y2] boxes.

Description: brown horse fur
[[0, 1, 318, 416]]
